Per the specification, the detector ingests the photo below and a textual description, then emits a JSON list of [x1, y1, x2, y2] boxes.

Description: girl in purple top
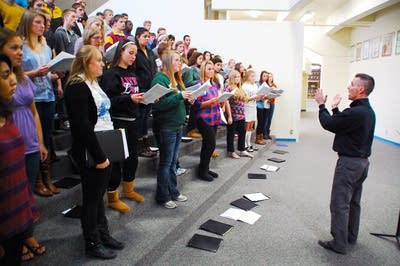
[[194, 60, 220, 182], [0, 28, 47, 262]]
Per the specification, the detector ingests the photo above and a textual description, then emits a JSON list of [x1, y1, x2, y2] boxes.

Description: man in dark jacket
[[315, 73, 376, 255]]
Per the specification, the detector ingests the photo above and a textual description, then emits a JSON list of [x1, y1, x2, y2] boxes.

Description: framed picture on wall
[[396, 30, 400, 55], [381, 32, 394, 57], [362, 40, 370, 60], [371, 37, 380, 58], [355, 42, 362, 61]]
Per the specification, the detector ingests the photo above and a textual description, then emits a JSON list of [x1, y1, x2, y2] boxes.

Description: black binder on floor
[[268, 157, 286, 163], [230, 198, 258, 211], [248, 173, 267, 179], [273, 150, 288, 155], [199, 219, 233, 236], [54, 177, 81, 189], [187, 234, 223, 253]]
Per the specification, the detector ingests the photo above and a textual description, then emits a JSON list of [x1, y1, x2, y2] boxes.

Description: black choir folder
[[273, 150, 289, 155], [187, 234, 223, 253], [248, 173, 267, 179], [199, 219, 233, 236], [268, 157, 286, 163], [230, 198, 258, 211], [86, 129, 129, 167]]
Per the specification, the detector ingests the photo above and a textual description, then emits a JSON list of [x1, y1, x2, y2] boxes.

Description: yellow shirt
[[43, 3, 62, 19], [0, 1, 25, 31]]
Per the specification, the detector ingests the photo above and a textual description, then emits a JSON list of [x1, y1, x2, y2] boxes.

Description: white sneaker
[[239, 150, 254, 158], [174, 194, 188, 202], [176, 167, 187, 176], [163, 201, 177, 209]]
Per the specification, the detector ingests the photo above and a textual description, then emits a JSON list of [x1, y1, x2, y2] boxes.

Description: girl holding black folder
[[64, 45, 123, 260], [151, 50, 193, 209], [100, 40, 145, 213]]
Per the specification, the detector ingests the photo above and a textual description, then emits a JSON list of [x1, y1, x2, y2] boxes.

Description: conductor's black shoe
[[199, 173, 214, 182], [208, 170, 219, 178], [101, 235, 125, 250], [85, 242, 117, 259], [318, 240, 346, 255]]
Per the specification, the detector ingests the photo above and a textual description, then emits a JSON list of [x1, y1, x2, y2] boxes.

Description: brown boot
[[187, 129, 202, 138], [123, 181, 144, 203], [255, 134, 266, 145], [41, 157, 60, 194], [34, 172, 53, 197], [107, 190, 131, 213]]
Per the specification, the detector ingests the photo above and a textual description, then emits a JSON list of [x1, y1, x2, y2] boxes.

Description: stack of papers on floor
[[187, 234, 223, 252], [260, 164, 280, 172], [243, 193, 270, 202], [220, 208, 261, 225]]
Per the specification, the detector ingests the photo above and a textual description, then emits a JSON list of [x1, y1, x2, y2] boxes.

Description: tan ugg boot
[[123, 181, 144, 203], [107, 190, 131, 213], [255, 134, 266, 145]]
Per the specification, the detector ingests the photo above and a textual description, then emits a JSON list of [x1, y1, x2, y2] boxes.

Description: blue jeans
[[138, 103, 152, 138], [156, 128, 182, 203]]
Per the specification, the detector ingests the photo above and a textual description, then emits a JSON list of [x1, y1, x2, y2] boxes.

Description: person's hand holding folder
[[182, 91, 195, 104], [96, 158, 110, 169], [131, 93, 145, 104]]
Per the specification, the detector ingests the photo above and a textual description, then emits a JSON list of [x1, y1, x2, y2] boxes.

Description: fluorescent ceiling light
[[300, 11, 314, 23], [247, 10, 262, 18]]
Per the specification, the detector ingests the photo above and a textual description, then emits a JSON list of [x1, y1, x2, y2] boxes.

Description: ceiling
[[206, 0, 400, 35]]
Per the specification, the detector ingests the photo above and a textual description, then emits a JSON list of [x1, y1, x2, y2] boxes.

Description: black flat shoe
[[101, 235, 125, 250], [208, 170, 219, 178], [318, 240, 346, 255], [85, 243, 117, 260], [199, 173, 213, 182]]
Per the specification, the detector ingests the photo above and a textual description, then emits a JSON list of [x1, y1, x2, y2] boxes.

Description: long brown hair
[[17, 10, 47, 49], [0, 29, 25, 82], [161, 50, 184, 90], [67, 45, 101, 85]]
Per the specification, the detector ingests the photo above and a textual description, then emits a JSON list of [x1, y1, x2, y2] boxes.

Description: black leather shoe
[[199, 173, 213, 182], [318, 240, 346, 255], [208, 170, 219, 178], [85, 242, 117, 259], [101, 235, 125, 250]]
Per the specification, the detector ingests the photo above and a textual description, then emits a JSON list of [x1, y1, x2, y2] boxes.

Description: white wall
[[349, 6, 400, 144], [92, 0, 304, 140]]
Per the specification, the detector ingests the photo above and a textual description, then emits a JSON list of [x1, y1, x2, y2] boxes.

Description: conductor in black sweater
[[315, 73, 376, 255]]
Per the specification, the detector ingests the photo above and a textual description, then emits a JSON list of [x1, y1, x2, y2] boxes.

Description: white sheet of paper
[[220, 208, 246, 221], [238, 210, 261, 225], [48, 51, 75, 72], [219, 92, 234, 102], [260, 164, 279, 172], [143, 84, 172, 104], [104, 41, 119, 63], [120, 128, 129, 159], [244, 193, 270, 202], [256, 82, 272, 96], [185, 83, 201, 92], [190, 81, 211, 98]]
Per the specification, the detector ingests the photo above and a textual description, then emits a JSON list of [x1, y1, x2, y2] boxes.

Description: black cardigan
[[134, 46, 157, 92], [64, 80, 107, 167]]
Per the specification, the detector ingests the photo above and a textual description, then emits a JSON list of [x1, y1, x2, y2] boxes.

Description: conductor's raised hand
[[315, 89, 327, 105], [331, 94, 342, 109]]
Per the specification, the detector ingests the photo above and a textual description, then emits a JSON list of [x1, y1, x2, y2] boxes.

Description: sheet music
[[143, 83, 172, 104]]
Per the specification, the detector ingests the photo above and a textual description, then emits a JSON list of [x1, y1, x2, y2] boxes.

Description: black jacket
[[318, 98, 375, 158], [64, 81, 107, 166], [100, 66, 139, 120], [134, 46, 157, 92]]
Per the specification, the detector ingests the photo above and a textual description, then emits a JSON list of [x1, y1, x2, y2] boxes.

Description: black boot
[[85, 242, 117, 260], [100, 235, 125, 250], [198, 167, 213, 182], [138, 137, 157, 158]]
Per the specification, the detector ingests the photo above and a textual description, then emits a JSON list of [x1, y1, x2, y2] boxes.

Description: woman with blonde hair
[[64, 45, 124, 259], [151, 50, 193, 208], [74, 16, 105, 54], [242, 69, 263, 152], [195, 60, 221, 181], [225, 70, 253, 159], [18, 10, 60, 197]]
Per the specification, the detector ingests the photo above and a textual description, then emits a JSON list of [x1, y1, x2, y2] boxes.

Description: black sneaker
[[199, 173, 214, 182], [208, 170, 219, 178], [101, 235, 125, 250], [85, 242, 117, 260], [251, 145, 258, 151]]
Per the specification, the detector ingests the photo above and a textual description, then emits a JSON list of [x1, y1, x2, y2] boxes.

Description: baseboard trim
[[374, 136, 400, 148]]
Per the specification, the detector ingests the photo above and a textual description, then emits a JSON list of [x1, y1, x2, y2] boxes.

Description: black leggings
[[108, 119, 138, 191], [227, 119, 245, 152], [197, 118, 217, 175]]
